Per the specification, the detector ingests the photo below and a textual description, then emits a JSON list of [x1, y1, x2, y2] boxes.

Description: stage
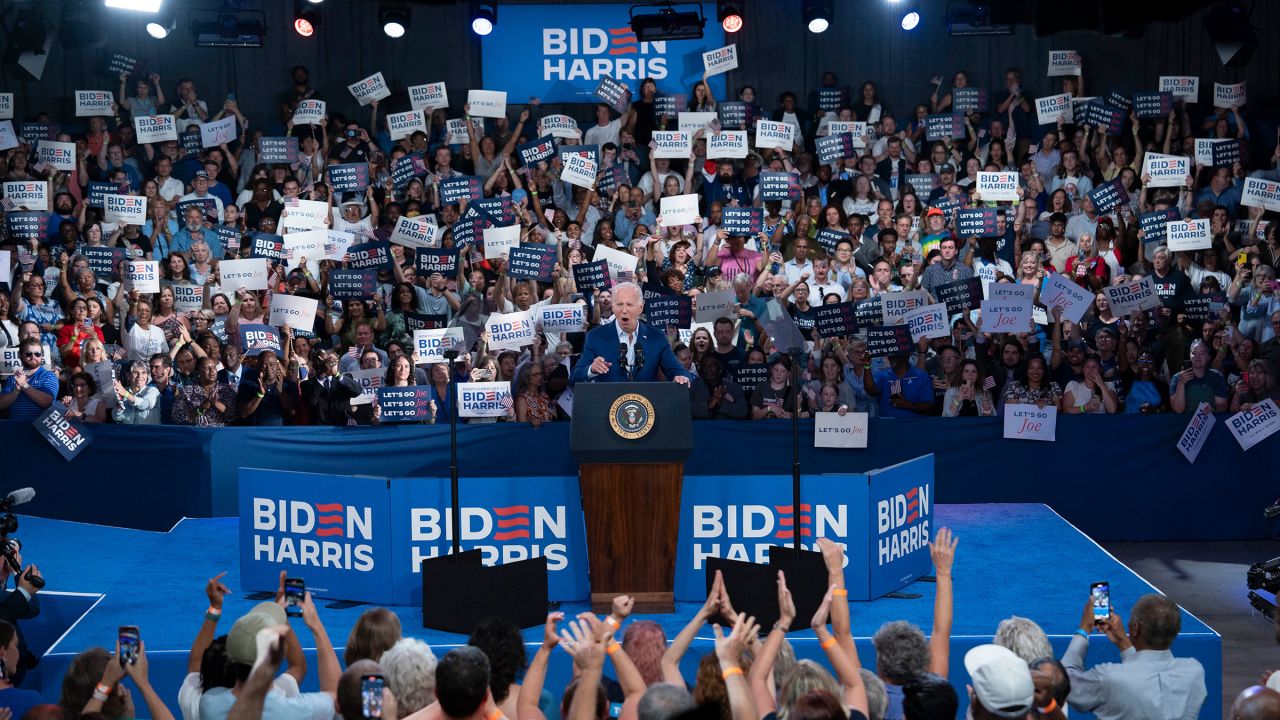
[[16, 504, 1221, 719]]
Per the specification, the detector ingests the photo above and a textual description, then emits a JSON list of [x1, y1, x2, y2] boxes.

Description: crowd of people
[[1, 532, 1266, 720], [2, 57, 1280, 431]]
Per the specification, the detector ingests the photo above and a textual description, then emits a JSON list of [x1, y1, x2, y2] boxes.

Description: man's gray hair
[[637, 683, 695, 720], [732, 272, 753, 289], [379, 637, 438, 715], [613, 281, 643, 305], [871, 620, 930, 684], [1131, 593, 1181, 650], [860, 669, 888, 720], [994, 616, 1053, 664], [1152, 245, 1171, 260]]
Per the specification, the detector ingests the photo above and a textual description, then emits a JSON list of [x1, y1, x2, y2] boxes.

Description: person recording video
[[0, 539, 42, 686]]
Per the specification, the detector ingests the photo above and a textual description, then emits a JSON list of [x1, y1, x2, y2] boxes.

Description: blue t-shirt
[[0, 687, 44, 719], [873, 365, 934, 418]]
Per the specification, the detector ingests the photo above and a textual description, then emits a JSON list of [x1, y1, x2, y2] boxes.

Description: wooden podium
[[571, 383, 692, 613]]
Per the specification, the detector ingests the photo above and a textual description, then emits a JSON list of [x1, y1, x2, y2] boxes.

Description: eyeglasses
[[22, 352, 42, 358]]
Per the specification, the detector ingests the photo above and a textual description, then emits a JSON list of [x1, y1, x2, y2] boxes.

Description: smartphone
[[1237, 253, 1248, 267], [284, 577, 305, 617], [1090, 582, 1110, 624], [361, 675, 386, 718], [227, 93, 236, 101], [119, 625, 141, 665]]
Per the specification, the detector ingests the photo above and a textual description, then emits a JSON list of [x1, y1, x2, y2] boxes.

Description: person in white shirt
[[179, 171, 226, 223], [583, 101, 632, 149], [783, 237, 815, 285], [637, 157, 684, 199], [807, 256, 843, 306], [124, 297, 170, 363], [152, 155, 186, 207]]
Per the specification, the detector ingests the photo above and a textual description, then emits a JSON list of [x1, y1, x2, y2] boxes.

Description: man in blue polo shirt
[[866, 352, 934, 418], [0, 339, 58, 421]]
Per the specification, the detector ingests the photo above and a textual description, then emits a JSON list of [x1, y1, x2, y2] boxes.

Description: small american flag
[[982, 376, 997, 392], [285, 197, 300, 208], [890, 379, 902, 395], [0, 197, 13, 212], [33, 160, 52, 175]]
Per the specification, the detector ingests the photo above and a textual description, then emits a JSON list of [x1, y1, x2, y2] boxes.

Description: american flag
[[890, 379, 902, 395], [982, 376, 997, 392], [0, 198, 13, 212], [285, 197, 300, 208], [33, 160, 52, 175]]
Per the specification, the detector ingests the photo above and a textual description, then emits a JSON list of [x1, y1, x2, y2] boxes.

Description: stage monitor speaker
[[421, 550, 548, 634], [706, 546, 828, 631]]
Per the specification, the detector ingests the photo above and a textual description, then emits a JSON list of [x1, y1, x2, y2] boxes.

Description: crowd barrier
[[4, 415, 1274, 541]]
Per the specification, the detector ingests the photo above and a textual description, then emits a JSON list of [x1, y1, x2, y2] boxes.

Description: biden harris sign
[[480, 3, 725, 104]]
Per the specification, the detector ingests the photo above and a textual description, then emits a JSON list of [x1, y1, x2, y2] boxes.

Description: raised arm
[[714, 614, 760, 720], [517, 613, 562, 720], [187, 571, 231, 673], [811, 586, 868, 718], [661, 570, 724, 683], [927, 528, 957, 677], [748, 571, 796, 718]]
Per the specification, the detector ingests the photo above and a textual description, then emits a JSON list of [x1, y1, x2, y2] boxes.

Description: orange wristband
[[1038, 699, 1058, 715], [721, 666, 744, 679], [831, 588, 848, 597], [820, 636, 837, 650], [605, 616, 620, 628], [606, 642, 621, 655], [487, 710, 504, 720]]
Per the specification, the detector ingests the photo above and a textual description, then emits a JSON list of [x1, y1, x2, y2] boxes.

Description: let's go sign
[[480, 3, 724, 103]]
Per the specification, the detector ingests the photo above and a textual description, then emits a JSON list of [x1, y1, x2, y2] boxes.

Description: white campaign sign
[[386, 110, 427, 140], [269, 293, 318, 330], [482, 224, 521, 260], [486, 310, 536, 351], [1046, 50, 1081, 76], [0, 121, 16, 152], [660, 194, 700, 226], [125, 261, 160, 294], [702, 44, 738, 76], [591, 244, 637, 280], [1004, 404, 1057, 441], [694, 289, 736, 323], [652, 131, 693, 159], [103, 194, 146, 224], [677, 112, 718, 134], [389, 216, 440, 249], [976, 172, 1020, 203], [1241, 177, 1280, 212], [1141, 152, 1190, 188], [279, 199, 329, 231], [409, 83, 449, 112], [1040, 273, 1093, 324], [1177, 402, 1215, 464], [327, 230, 357, 261], [1102, 276, 1162, 316], [1194, 138, 1227, 166], [0, 347, 18, 376], [538, 115, 580, 139], [1159, 76, 1199, 102], [1226, 398, 1280, 452], [74, 90, 115, 117], [904, 303, 950, 341], [3, 181, 48, 211], [538, 303, 587, 333], [980, 296, 1033, 334], [36, 140, 76, 171], [292, 99, 326, 125], [348, 72, 391, 106], [282, 229, 326, 277], [200, 116, 238, 148], [348, 368, 383, 405], [459, 381, 513, 418], [560, 152, 597, 189], [755, 119, 795, 150], [134, 114, 178, 144], [0, 94, 12, 120], [1214, 82, 1246, 110], [412, 328, 463, 364], [218, 258, 269, 293], [706, 131, 747, 159], [1166, 218, 1212, 251], [880, 290, 930, 325], [467, 89, 507, 118], [1035, 93, 1072, 125], [172, 283, 204, 312], [814, 412, 869, 449]]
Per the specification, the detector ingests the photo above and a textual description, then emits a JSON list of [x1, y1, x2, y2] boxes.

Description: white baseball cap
[[964, 644, 1034, 719]]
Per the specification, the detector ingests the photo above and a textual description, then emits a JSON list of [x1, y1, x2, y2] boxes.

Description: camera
[[346, 130, 358, 139], [0, 489, 41, 590]]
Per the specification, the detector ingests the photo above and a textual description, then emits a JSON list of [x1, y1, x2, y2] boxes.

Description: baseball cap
[[193, 170, 210, 180], [226, 601, 287, 665], [964, 644, 1033, 719], [1067, 339, 1088, 351], [938, 163, 956, 174], [512, 188, 528, 206], [925, 207, 944, 218]]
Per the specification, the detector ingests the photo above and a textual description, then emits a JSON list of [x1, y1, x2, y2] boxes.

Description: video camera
[[0, 489, 43, 591]]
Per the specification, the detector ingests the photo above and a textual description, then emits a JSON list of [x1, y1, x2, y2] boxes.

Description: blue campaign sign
[[239, 468, 396, 604], [391, 475, 589, 604], [480, 3, 725, 104], [864, 455, 935, 598]]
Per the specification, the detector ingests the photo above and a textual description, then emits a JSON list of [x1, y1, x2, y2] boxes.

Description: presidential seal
[[608, 393, 656, 439]]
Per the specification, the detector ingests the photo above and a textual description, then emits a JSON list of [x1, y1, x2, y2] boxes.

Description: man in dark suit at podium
[[571, 282, 693, 385]]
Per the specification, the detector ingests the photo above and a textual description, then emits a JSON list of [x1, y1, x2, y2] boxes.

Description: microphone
[[617, 343, 630, 380], [633, 343, 645, 379], [6, 489, 34, 506]]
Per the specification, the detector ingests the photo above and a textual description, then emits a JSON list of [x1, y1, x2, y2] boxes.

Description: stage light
[[380, 3, 410, 37], [802, 0, 832, 33], [294, 0, 320, 37], [104, 0, 162, 12], [145, 13, 176, 38], [901, 10, 920, 30], [1203, 0, 1256, 68], [718, 1, 742, 33], [630, 2, 705, 41], [471, 1, 496, 36]]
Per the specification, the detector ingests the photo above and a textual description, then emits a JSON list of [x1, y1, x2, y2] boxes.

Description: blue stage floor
[[16, 505, 1222, 719]]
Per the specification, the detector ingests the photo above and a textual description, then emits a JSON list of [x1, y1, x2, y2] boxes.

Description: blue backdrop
[[2, 415, 1275, 541]]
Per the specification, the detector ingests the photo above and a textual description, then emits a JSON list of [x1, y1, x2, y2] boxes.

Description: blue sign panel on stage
[[865, 455, 935, 598], [480, 3, 725, 104]]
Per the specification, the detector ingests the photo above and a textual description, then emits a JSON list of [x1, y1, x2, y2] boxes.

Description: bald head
[[1232, 686, 1280, 720]]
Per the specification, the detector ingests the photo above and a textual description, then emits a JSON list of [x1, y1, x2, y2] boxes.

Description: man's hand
[[713, 612, 758, 668], [1098, 612, 1132, 652], [559, 618, 607, 672], [776, 571, 796, 631], [206, 570, 231, 611], [700, 570, 724, 620], [542, 612, 564, 650], [610, 595, 634, 625], [590, 356, 611, 375], [17, 565, 41, 596], [299, 590, 321, 631], [673, 375, 690, 386], [102, 642, 127, 688], [123, 639, 151, 686], [816, 537, 844, 577], [929, 527, 958, 578]]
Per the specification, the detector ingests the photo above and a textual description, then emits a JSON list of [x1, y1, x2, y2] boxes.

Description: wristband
[[92, 690, 109, 702], [820, 636, 837, 650], [831, 588, 848, 597], [206, 606, 222, 620], [96, 683, 113, 696], [721, 666, 744, 679], [1038, 698, 1058, 715], [604, 616, 620, 628], [1075, 628, 1089, 640], [257, 391, 266, 398], [606, 641, 621, 655], [486, 710, 503, 720]]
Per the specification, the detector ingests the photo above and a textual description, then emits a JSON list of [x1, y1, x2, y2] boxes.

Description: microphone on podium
[[618, 343, 630, 381]]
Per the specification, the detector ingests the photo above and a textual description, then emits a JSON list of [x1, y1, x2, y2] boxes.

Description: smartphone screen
[[119, 626, 141, 665], [1090, 582, 1110, 623], [361, 675, 385, 718], [284, 578, 305, 616]]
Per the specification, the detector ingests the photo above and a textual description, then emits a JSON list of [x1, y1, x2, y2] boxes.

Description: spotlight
[[802, 0, 832, 33], [1203, 0, 1257, 68], [380, 2, 410, 38], [901, 11, 920, 30], [470, 1, 496, 36], [294, 0, 320, 36], [718, 0, 742, 33], [104, 0, 163, 11], [146, 13, 176, 38]]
